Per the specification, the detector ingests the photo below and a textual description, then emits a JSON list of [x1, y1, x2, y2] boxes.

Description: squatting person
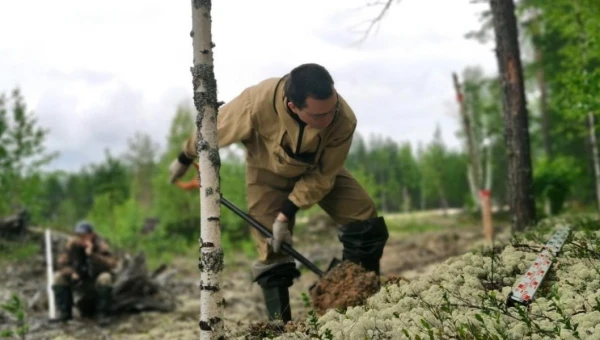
[[50, 221, 117, 326]]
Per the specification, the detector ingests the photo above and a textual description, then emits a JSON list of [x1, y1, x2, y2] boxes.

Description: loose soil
[[309, 261, 380, 316], [0, 219, 508, 339]]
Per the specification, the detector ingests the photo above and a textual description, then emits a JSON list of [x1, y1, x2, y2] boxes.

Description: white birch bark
[[452, 72, 481, 208], [482, 118, 493, 191], [588, 112, 600, 213], [466, 165, 480, 207], [190, 0, 224, 338], [572, 0, 600, 215]]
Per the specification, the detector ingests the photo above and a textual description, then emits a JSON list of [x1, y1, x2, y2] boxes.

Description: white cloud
[[0, 0, 499, 172]]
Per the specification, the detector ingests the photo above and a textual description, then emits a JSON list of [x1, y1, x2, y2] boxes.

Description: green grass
[[0, 239, 39, 264], [385, 219, 450, 235], [383, 211, 485, 235]]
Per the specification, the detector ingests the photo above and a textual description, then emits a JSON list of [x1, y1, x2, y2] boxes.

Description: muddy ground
[[0, 215, 508, 339]]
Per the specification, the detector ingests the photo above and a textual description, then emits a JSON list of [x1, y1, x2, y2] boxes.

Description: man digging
[[169, 63, 389, 323]]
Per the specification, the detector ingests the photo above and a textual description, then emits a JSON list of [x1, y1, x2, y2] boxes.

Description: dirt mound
[[309, 261, 381, 315], [244, 320, 308, 339], [245, 321, 286, 339]]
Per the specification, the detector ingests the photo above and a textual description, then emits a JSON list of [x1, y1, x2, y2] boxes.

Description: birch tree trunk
[[572, 0, 600, 214], [525, 7, 552, 158], [452, 72, 481, 207], [190, 0, 224, 338], [466, 166, 478, 207], [490, 0, 536, 232], [588, 113, 600, 213], [482, 119, 493, 191]]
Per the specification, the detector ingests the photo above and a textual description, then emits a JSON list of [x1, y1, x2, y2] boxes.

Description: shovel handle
[[220, 195, 325, 277]]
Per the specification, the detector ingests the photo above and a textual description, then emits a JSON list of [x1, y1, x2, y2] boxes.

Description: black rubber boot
[[262, 285, 292, 323], [338, 216, 389, 275], [255, 262, 300, 323], [95, 285, 112, 327], [49, 285, 73, 323]]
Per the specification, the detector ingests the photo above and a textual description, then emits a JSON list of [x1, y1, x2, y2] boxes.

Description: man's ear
[[287, 101, 298, 113]]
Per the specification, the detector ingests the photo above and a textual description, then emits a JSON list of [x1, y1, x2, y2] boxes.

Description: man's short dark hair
[[284, 63, 335, 109]]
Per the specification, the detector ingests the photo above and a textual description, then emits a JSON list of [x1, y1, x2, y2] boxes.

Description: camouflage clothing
[[51, 234, 117, 323], [54, 235, 117, 287]]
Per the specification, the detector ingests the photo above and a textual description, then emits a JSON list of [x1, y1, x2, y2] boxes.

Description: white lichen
[[273, 216, 600, 340]]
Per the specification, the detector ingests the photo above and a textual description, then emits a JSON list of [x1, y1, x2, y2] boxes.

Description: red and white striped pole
[[507, 226, 570, 306]]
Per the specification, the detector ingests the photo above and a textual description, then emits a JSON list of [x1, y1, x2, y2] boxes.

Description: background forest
[[1, 0, 598, 266]]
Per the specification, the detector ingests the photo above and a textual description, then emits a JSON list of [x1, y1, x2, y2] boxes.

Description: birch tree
[[190, 0, 224, 338], [452, 72, 482, 208], [572, 0, 600, 213]]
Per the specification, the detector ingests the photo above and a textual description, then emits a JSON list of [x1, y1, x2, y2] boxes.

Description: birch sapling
[[452, 72, 481, 208], [190, 0, 225, 338]]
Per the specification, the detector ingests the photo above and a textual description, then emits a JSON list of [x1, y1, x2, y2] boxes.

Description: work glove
[[267, 219, 293, 253], [168, 158, 190, 184]]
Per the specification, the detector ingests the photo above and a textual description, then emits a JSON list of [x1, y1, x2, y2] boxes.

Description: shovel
[[220, 196, 343, 278], [174, 163, 342, 281]]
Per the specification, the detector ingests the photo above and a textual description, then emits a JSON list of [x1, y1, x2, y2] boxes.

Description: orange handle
[[175, 162, 201, 191]]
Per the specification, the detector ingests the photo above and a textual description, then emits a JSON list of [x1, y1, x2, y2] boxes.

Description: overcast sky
[[0, 0, 497, 172]]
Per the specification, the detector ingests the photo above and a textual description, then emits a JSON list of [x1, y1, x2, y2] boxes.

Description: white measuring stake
[[507, 226, 570, 306], [45, 228, 56, 319]]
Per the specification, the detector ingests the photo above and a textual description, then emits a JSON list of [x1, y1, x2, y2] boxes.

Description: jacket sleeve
[[57, 237, 75, 268], [181, 87, 255, 160], [286, 122, 356, 210], [89, 240, 118, 270]]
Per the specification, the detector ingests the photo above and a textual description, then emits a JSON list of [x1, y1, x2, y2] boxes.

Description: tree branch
[[353, 0, 398, 45]]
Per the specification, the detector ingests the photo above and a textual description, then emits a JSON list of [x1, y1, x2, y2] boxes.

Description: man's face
[[77, 233, 94, 244], [288, 91, 339, 130]]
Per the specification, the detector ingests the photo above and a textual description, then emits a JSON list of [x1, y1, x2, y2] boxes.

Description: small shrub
[[0, 294, 28, 340]]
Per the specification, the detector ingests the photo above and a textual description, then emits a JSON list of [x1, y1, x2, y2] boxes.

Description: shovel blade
[[326, 257, 343, 271], [308, 257, 343, 293]]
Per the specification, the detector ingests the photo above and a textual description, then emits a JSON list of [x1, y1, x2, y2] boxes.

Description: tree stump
[[109, 252, 178, 314], [0, 209, 29, 239]]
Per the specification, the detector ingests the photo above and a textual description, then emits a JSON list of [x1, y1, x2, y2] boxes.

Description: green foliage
[[346, 133, 425, 212], [464, 0, 600, 210], [418, 126, 469, 209], [151, 104, 199, 241], [4, 1, 600, 266], [123, 131, 159, 212], [533, 156, 582, 215], [0, 239, 38, 264], [219, 156, 249, 240], [0, 294, 28, 339], [350, 165, 380, 206], [459, 66, 507, 206], [0, 87, 58, 219]]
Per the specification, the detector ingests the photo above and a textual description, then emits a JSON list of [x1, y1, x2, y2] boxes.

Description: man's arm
[[179, 87, 255, 162], [169, 87, 256, 183], [280, 123, 356, 219], [89, 240, 118, 270], [56, 237, 76, 276]]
